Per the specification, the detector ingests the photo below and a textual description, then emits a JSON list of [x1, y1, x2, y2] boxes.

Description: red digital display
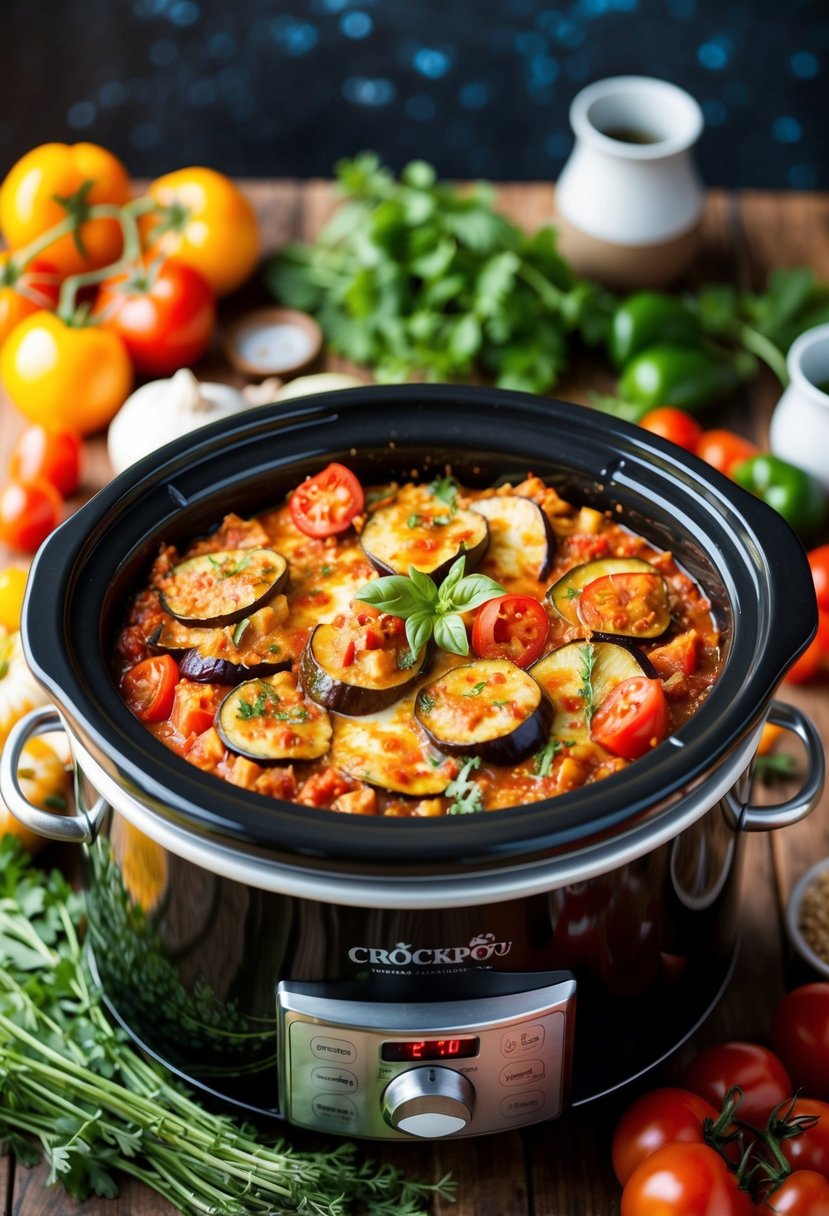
[[381, 1036, 480, 1062]]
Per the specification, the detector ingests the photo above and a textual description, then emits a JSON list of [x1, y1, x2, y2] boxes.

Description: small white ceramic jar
[[770, 323, 829, 493], [555, 76, 705, 288]]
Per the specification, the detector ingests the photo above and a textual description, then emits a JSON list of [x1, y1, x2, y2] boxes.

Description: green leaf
[[405, 611, 434, 656], [401, 159, 437, 190], [437, 555, 467, 603], [449, 313, 482, 360], [451, 572, 506, 611], [356, 573, 434, 616], [475, 251, 520, 319], [433, 613, 469, 655], [407, 564, 438, 602]]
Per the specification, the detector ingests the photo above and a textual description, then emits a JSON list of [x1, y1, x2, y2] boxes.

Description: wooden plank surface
[[1, 182, 827, 1216]]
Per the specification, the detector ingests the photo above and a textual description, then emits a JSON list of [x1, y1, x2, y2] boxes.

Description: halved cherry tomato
[[0, 478, 62, 553], [683, 1041, 792, 1129], [92, 257, 216, 376], [696, 429, 760, 478], [471, 594, 549, 668], [0, 254, 60, 348], [612, 1087, 720, 1186], [578, 571, 667, 637], [122, 655, 179, 724], [10, 425, 82, 496], [772, 984, 829, 1102], [621, 1142, 754, 1216], [289, 463, 364, 538], [591, 676, 669, 760], [809, 546, 829, 613], [640, 407, 704, 453], [761, 1170, 829, 1214], [785, 610, 829, 685]]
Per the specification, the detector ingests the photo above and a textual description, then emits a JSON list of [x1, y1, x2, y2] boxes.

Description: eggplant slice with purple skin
[[415, 658, 552, 766], [360, 484, 489, 583], [531, 639, 656, 744], [547, 555, 670, 639], [300, 623, 426, 716], [216, 672, 332, 762], [470, 494, 556, 582], [150, 612, 292, 683], [159, 548, 289, 627]]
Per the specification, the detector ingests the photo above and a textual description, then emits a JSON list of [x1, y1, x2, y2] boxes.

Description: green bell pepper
[[617, 343, 743, 412], [609, 292, 701, 368], [732, 454, 827, 537]]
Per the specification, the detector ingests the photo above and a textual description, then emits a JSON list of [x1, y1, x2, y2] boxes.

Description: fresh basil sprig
[[356, 555, 505, 656]]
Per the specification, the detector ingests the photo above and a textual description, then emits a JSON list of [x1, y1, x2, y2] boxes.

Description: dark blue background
[[3, 0, 827, 187]]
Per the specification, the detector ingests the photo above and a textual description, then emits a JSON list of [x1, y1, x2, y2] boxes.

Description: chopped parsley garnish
[[208, 552, 252, 579], [565, 585, 582, 601], [407, 513, 424, 529], [429, 474, 459, 514], [232, 618, 250, 646], [419, 692, 435, 714], [236, 686, 308, 723], [396, 647, 421, 670], [464, 681, 487, 698], [532, 737, 573, 778], [445, 756, 484, 815], [321, 564, 334, 576]]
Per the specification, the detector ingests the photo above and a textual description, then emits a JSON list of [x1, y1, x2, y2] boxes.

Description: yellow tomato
[[0, 736, 71, 855], [0, 142, 131, 278], [0, 253, 61, 348], [0, 312, 133, 435], [140, 167, 260, 297], [0, 568, 28, 630]]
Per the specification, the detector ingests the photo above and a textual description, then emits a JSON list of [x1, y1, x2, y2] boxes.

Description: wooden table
[[1, 183, 828, 1215]]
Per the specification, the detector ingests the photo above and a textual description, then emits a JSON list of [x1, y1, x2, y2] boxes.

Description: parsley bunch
[[264, 153, 614, 394]]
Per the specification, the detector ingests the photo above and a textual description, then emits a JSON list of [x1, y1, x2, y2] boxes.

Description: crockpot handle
[[0, 706, 106, 844], [728, 700, 826, 833]]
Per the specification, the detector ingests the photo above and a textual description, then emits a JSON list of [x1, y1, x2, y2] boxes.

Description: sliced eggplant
[[300, 623, 425, 716], [531, 640, 655, 743], [179, 648, 288, 685], [415, 658, 552, 766], [547, 556, 656, 626], [159, 548, 289, 627], [151, 608, 292, 683], [216, 672, 332, 762], [577, 569, 670, 640], [330, 698, 454, 795], [471, 494, 556, 581], [361, 484, 488, 582]]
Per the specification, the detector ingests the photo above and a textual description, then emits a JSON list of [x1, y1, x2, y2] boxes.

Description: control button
[[310, 1035, 357, 1064], [501, 1090, 546, 1119], [311, 1066, 358, 1093], [499, 1058, 545, 1087], [311, 1094, 358, 1126], [382, 1067, 475, 1138], [501, 1023, 546, 1056]]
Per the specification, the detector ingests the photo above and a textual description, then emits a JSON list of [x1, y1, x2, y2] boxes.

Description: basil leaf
[[405, 611, 434, 656], [407, 565, 438, 604], [437, 555, 467, 605], [356, 574, 431, 617], [452, 573, 506, 611], [433, 612, 469, 656]]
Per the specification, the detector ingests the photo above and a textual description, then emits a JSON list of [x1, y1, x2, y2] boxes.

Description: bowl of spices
[[786, 858, 829, 978], [224, 307, 323, 380]]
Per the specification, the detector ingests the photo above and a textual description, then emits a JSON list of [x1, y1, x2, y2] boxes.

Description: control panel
[[276, 977, 576, 1139]]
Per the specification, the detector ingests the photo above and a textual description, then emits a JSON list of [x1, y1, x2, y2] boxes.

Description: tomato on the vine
[[289, 463, 364, 538], [809, 547, 829, 614], [621, 1142, 754, 1216], [760, 1170, 829, 1214], [471, 594, 549, 668], [772, 985, 829, 1103], [10, 425, 82, 497], [92, 257, 216, 376], [612, 1087, 719, 1186], [778, 1099, 829, 1180], [0, 479, 62, 553], [639, 407, 704, 453], [683, 1042, 792, 1129], [697, 429, 760, 478], [122, 655, 178, 724], [0, 254, 60, 348], [591, 675, 669, 760]]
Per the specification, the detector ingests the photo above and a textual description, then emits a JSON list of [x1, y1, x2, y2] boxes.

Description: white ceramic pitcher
[[770, 323, 829, 493]]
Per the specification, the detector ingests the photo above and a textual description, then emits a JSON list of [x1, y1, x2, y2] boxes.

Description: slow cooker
[[2, 386, 824, 1141]]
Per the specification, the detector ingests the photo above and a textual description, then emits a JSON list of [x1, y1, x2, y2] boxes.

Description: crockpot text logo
[[348, 932, 513, 968]]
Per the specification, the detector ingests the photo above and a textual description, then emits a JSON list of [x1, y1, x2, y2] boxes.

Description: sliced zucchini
[[361, 484, 489, 582], [159, 548, 289, 627], [330, 698, 454, 795], [547, 556, 656, 626], [216, 672, 332, 762], [531, 640, 655, 743], [300, 623, 425, 716], [415, 658, 552, 766], [471, 494, 556, 581]]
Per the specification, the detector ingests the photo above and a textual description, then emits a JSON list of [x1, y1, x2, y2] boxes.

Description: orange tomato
[[0, 311, 132, 435], [785, 610, 829, 684], [0, 254, 61, 348], [639, 407, 703, 454], [696, 429, 759, 478], [139, 167, 260, 297], [0, 142, 131, 278]]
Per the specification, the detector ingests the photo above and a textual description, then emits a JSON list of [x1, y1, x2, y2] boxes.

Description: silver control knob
[[382, 1066, 475, 1138]]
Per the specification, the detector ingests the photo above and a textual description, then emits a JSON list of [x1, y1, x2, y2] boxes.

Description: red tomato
[[683, 1042, 792, 1129], [122, 655, 178, 724], [640, 407, 704, 453], [612, 1087, 719, 1186], [785, 611, 829, 684], [772, 985, 829, 1102], [92, 257, 216, 376], [578, 571, 666, 636], [697, 430, 760, 477], [809, 546, 829, 614], [0, 478, 62, 553], [9, 425, 82, 496], [590, 676, 669, 760], [471, 593, 549, 668], [760, 1170, 829, 1215], [0, 255, 61, 348], [289, 463, 364, 538], [780, 1099, 829, 1179], [621, 1142, 754, 1216]]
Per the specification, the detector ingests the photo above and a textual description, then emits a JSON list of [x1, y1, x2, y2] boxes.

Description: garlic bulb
[[275, 372, 366, 402], [107, 369, 248, 474]]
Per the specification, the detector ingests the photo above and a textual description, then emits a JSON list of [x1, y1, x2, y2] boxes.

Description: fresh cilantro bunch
[[263, 153, 615, 393]]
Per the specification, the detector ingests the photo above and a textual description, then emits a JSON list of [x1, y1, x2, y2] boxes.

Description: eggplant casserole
[[113, 464, 722, 817]]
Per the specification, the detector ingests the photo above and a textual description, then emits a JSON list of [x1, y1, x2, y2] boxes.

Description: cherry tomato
[[590, 676, 669, 760], [612, 1087, 720, 1186], [289, 463, 364, 538], [578, 571, 666, 637], [621, 1142, 754, 1216], [772, 985, 829, 1102], [683, 1042, 792, 1129], [0, 566, 28, 630], [809, 546, 829, 613], [640, 407, 704, 453], [139, 168, 260, 298], [760, 1170, 829, 1215], [779, 1099, 829, 1179], [122, 655, 179, 724], [471, 593, 549, 668], [0, 142, 131, 278], [785, 611, 829, 684], [9, 425, 82, 497], [0, 478, 62, 553], [0, 311, 132, 435], [696, 429, 760, 478], [93, 257, 216, 376], [0, 254, 61, 348]]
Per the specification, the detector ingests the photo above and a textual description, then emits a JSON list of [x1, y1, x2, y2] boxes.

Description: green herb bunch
[[264, 153, 614, 394]]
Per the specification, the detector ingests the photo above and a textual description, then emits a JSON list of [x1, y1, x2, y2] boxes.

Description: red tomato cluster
[[786, 545, 829, 684], [0, 424, 82, 553], [614, 984, 829, 1214]]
